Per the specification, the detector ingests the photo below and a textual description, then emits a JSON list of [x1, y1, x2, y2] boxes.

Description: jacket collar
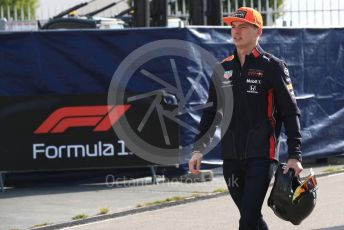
[[234, 43, 264, 61], [251, 43, 264, 58]]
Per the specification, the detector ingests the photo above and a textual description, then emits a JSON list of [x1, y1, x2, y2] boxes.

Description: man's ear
[[257, 28, 263, 36]]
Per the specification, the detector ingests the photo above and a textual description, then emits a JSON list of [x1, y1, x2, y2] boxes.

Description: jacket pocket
[[221, 130, 237, 159], [245, 121, 272, 158]]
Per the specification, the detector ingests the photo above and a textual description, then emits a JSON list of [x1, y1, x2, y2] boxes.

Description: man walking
[[189, 7, 303, 230]]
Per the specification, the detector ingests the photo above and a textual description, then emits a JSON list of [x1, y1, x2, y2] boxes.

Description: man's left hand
[[188, 151, 203, 174], [283, 158, 303, 177]]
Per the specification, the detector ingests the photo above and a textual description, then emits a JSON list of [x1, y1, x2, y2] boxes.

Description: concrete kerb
[[31, 166, 344, 230], [32, 192, 227, 230]]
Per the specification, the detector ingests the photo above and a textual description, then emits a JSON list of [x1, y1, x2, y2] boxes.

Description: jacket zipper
[[238, 67, 243, 160]]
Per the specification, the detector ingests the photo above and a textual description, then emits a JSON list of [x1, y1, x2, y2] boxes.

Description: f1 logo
[[34, 105, 131, 134]]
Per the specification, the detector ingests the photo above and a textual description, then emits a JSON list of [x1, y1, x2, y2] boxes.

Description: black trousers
[[223, 158, 277, 230]]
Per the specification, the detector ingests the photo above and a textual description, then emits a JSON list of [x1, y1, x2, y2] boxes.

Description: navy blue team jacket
[[194, 44, 302, 162]]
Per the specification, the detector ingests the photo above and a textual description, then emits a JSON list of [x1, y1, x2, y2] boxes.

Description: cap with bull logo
[[223, 7, 263, 29]]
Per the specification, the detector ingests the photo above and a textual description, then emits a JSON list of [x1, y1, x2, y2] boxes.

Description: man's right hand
[[188, 151, 203, 174]]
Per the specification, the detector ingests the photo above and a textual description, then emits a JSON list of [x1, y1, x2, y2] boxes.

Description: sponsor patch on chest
[[247, 85, 258, 94], [248, 69, 264, 77], [224, 70, 233, 79], [246, 78, 262, 84]]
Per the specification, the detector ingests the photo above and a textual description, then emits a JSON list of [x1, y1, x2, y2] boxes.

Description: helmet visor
[[292, 173, 318, 203]]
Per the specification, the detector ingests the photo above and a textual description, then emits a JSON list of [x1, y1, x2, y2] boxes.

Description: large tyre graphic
[[108, 39, 233, 165]]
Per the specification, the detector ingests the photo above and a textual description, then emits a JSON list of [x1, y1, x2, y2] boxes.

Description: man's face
[[231, 21, 261, 49]]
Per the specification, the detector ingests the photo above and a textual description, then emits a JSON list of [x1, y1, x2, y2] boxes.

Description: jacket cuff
[[192, 142, 207, 153], [287, 152, 302, 162]]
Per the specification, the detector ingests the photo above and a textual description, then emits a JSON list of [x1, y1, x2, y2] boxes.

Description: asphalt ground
[[63, 172, 344, 230], [1, 160, 344, 230]]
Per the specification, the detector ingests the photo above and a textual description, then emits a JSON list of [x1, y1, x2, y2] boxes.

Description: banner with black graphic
[[0, 94, 178, 171], [0, 27, 344, 172]]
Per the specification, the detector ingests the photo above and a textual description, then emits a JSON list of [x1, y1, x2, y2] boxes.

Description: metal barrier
[[0, 166, 159, 192], [1, 0, 343, 30], [0, 172, 4, 192], [167, 0, 344, 27]]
